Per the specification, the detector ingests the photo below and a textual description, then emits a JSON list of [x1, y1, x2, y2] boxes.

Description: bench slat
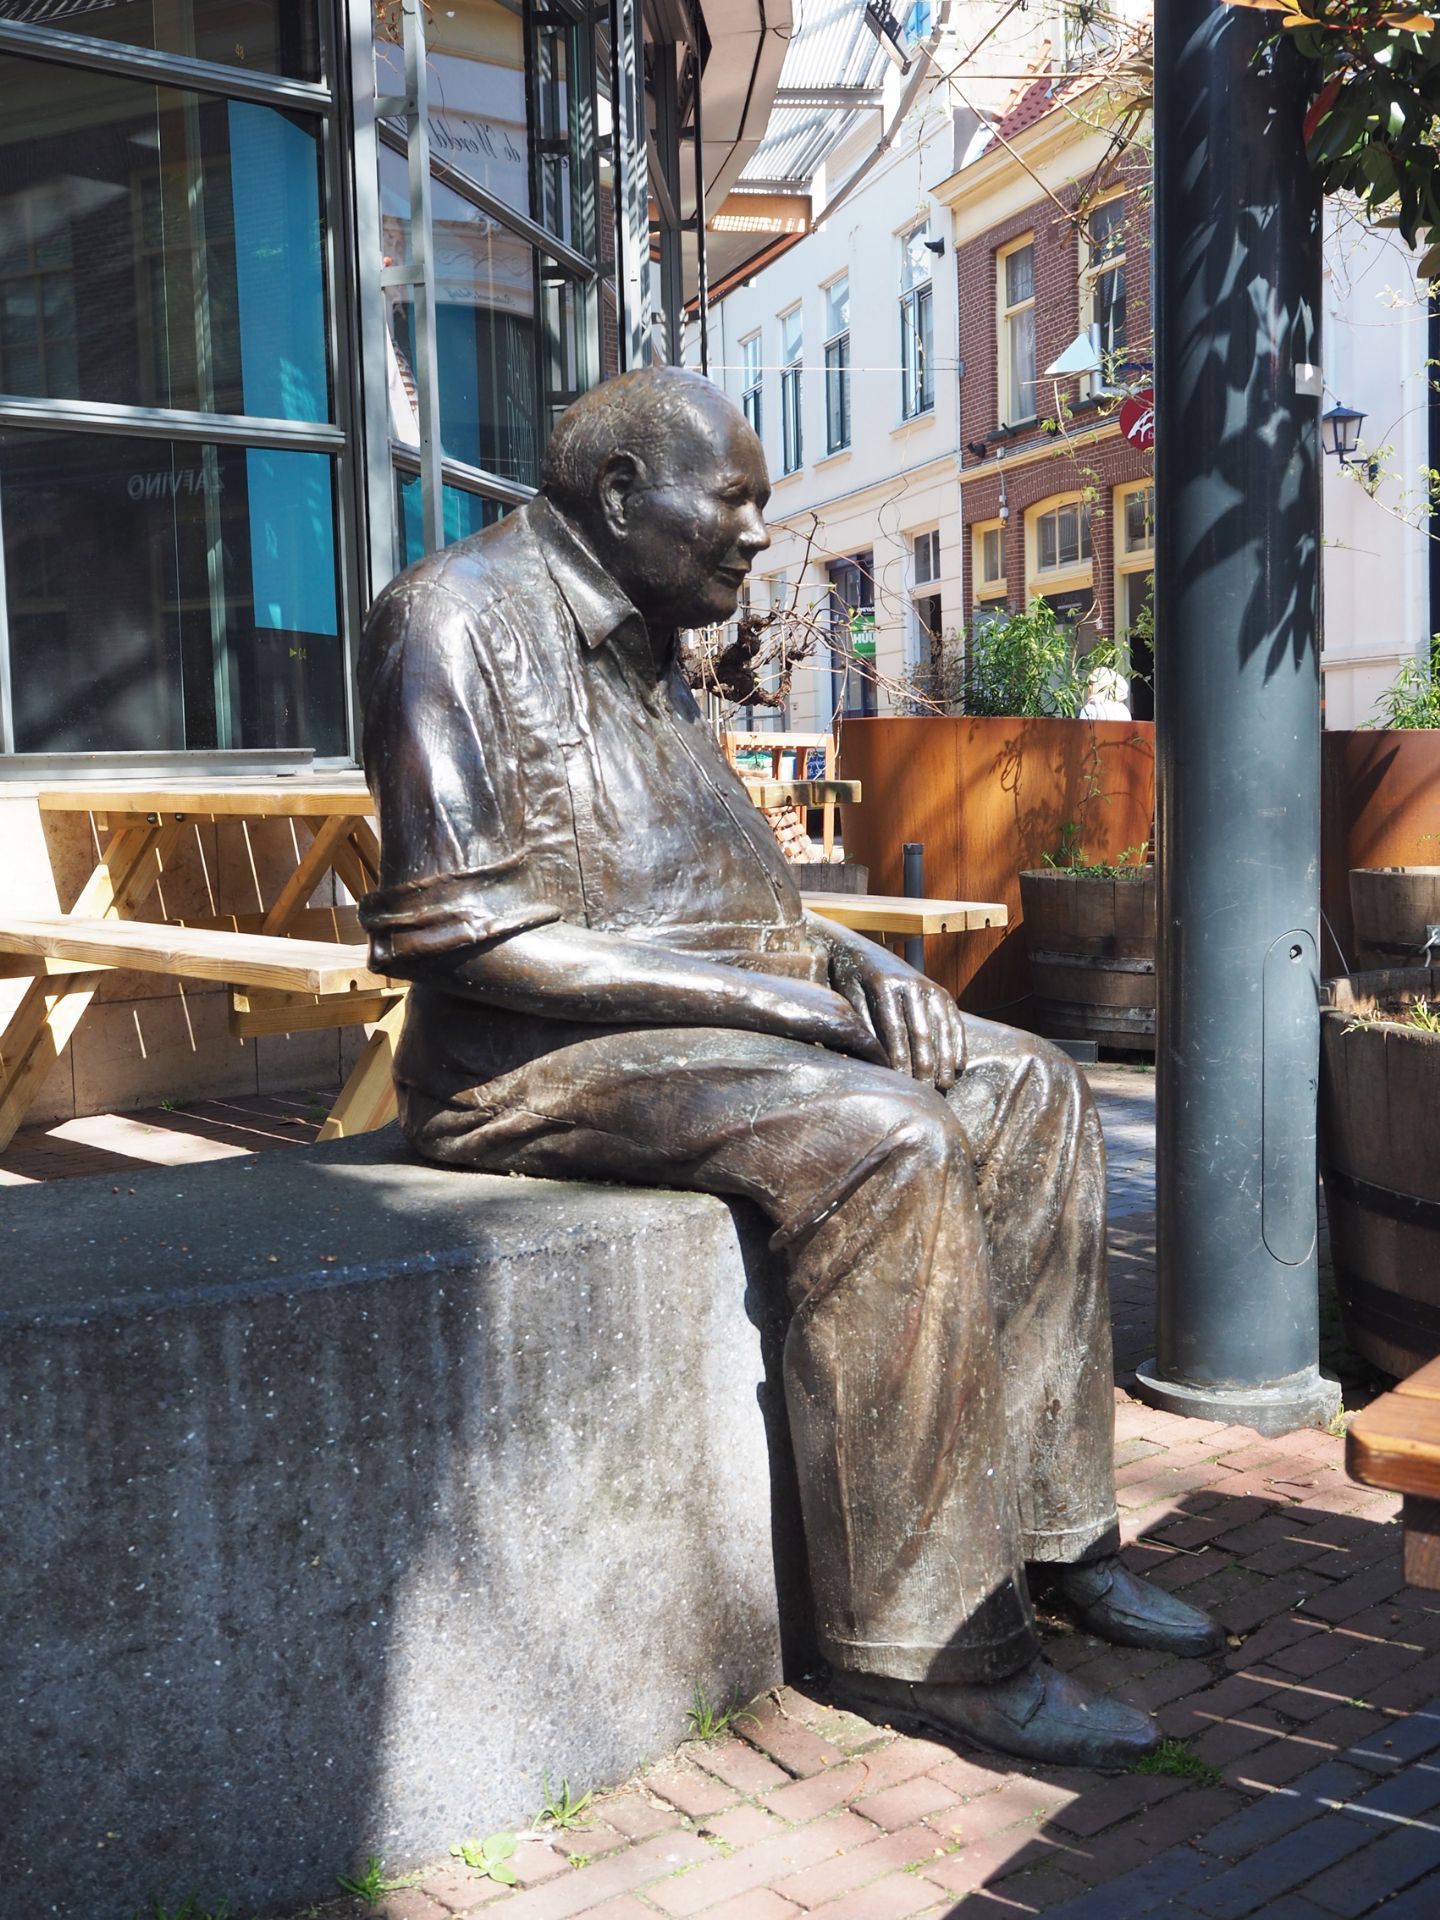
[[1347, 1391, 1440, 1501], [0, 918, 389, 996], [802, 893, 1009, 936]]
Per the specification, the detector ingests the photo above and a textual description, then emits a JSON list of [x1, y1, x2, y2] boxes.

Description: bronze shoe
[[836, 1657, 1160, 1771], [1049, 1556, 1226, 1657]]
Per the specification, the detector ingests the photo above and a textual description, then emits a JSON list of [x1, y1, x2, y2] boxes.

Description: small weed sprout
[[536, 1774, 595, 1830], [568, 1854, 591, 1870], [686, 1680, 758, 1743], [334, 1856, 419, 1904], [1343, 997, 1440, 1037], [1130, 1738, 1222, 1786], [449, 1833, 518, 1886]]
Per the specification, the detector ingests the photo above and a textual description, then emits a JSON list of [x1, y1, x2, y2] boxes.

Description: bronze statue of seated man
[[358, 366, 1221, 1770]]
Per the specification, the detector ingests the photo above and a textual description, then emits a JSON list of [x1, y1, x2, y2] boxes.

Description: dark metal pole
[[903, 842, 924, 973], [1137, 0, 1339, 1435]]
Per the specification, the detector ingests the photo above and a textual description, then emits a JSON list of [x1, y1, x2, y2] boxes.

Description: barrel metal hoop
[[1334, 1264, 1440, 1344], [1028, 950, 1156, 975], [1324, 1163, 1440, 1231]]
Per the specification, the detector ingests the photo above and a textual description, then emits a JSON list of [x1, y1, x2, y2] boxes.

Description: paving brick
[[1190, 1707, 1292, 1767], [560, 1900, 656, 1920], [853, 1772, 961, 1830], [927, 1750, 1013, 1799], [645, 1764, 739, 1820], [1043, 1841, 1217, 1919], [1265, 1628, 1355, 1680], [699, 1803, 786, 1848], [771, 1820, 946, 1907], [1202, 1762, 1370, 1858], [645, 1809, 874, 1916], [369, 1892, 453, 1920], [498, 1831, 712, 1919], [1185, 1812, 1377, 1917], [600, 1793, 686, 1841], [931, 1776, 1075, 1848], [1094, 1783, 1243, 1861], [740, 1698, 849, 1777], [982, 1860, 1092, 1913], [510, 1839, 573, 1887], [1343, 1701, 1440, 1771], [1298, 1819, 1440, 1916], [1157, 1673, 1278, 1741], [805, 1871, 951, 1920], [1048, 1772, 1185, 1839], [690, 1735, 791, 1795], [1300, 1562, 1409, 1626], [1227, 1735, 1346, 1791], [551, 1821, 628, 1860], [702, 1891, 801, 1920], [915, 1828, 1069, 1899]]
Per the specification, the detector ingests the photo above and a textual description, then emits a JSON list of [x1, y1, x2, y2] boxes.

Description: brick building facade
[[938, 83, 1156, 712]]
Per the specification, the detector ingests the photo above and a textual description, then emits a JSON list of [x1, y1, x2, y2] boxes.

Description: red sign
[[1120, 389, 1156, 451]]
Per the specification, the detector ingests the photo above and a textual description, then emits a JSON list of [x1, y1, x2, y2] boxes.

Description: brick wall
[[957, 150, 1154, 638]]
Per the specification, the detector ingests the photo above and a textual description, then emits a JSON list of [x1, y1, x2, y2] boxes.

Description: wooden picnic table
[[1347, 1355, 1440, 1589], [801, 893, 1008, 938], [0, 777, 401, 1149]]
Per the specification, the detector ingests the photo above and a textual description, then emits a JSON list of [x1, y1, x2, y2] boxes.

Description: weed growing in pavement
[[535, 1774, 595, 1830], [686, 1680, 758, 1743], [449, 1834, 518, 1886], [1328, 1405, 1353, 1439], [567, 1854, 591, 1870], [1130, 1738, 1222, 1786], [334, 1856, 419, 1904], [132, 1898, 230, 1920]]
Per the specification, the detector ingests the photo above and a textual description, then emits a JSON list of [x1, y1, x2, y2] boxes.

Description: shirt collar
[[530, 493, 645, 653]]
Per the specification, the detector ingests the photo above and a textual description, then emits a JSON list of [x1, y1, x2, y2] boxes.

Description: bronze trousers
[[400, 1011, 1118, 1685]]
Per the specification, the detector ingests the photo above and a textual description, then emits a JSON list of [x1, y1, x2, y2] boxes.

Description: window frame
[[779, 304, 803, 475], [971, 517, 1007, 603], [823, 274, 850, 454], [741, 331, 763, 441], [899, 222, 934, 420], [1079, 192, 1128, 398], [996, 234, 1037, 428], [1026, 492, 1094, 597]]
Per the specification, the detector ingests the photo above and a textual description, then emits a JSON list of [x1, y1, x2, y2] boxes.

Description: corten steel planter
[[1018, 867, 1156, 1054], [1320, 968, 1440, 1378], [1349, 867, 1440, 970]]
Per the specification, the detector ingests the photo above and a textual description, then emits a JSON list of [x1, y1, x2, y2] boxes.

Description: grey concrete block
[[0, 1130, 799, 1918]]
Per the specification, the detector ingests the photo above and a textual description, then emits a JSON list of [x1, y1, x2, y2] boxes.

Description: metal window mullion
[[651, 41, 683, 365], [394, 0, 443, 555], [690, 40, 708, 375], [347, 0, 400, 602], [0, 394, 343, 450], [0, 475, 13, 753], [610, 0, 650, 369], [390, 444, 534, 509], [0, 18, 332, 112]]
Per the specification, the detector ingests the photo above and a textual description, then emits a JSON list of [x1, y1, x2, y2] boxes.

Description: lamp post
[[1139, 0, 1340, 1435]]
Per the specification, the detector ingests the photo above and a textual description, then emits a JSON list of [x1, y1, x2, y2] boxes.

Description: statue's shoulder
[[363, 508, 547, 652]]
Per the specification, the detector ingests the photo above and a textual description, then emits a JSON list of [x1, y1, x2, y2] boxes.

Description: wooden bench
[[0, 918, 404, 1145], [1346, 1355, 1440, 1588], [801, 894, 1008, 939]]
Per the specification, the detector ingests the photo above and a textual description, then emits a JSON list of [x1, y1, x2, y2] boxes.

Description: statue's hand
[[829, 940, 965, 1089]]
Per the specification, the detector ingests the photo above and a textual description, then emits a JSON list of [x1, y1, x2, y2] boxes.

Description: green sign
[[850, 611, 876, 660]]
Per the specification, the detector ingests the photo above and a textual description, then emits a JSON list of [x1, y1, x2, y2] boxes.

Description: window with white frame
[[741, 332, 762, 440], [913, 527, 940, 586], [972, 518, 1006, 602], [1081, 195, 1127, 392], [910, 529, 942, 668], [998, 238, 1036, 425], [1029, 494, 1093, 586], [824, 276, 851, 454], [780, 307, 803, 474], [900, 223, 934, 419], [1114, 480, 1155, 719]]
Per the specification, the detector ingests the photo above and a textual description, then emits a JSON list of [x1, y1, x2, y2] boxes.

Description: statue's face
[[610, 409, 771, 630]]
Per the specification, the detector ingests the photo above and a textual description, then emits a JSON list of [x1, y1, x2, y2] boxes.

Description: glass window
[[741, 331, 762, 439], [396, 473, 505, 567], [780, 306, 802, 475], [0, 427, 344, 753], [0, 55, 331, 419], [1000, 239, 1035, 424], [0, 1, 323, 80], [382, 150, 545, 489], [1123, 482, 1154, 554], [913, 528, 939, 585], [900, 224, 932, 419], [1085, 196, 1127, 385], [1035, 500, 1092, 573], [824, 275, 849, 455]]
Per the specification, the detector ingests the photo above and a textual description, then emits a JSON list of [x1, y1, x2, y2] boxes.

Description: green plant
[[1368, 639, 1440, 726], [132, 1899, 230, 1920], [449, 1833, 518, 1886], [536, 1774, 595, 1831], [1344, 995, 1440, 1033], [1130, 1738, 1223, 1785], [568, 1854, 591, 1870], [1044, 834, 1152, 879], [334, 1856, 418, 1904], [686, 1680, 758, 1743]]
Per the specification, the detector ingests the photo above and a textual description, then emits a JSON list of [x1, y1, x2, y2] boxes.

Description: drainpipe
[[1137, 0, 1339, 1436]]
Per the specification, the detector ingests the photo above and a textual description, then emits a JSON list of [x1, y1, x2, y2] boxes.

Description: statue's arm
[[395, 919, 888, 1063], [804, 910, 966, 1088]]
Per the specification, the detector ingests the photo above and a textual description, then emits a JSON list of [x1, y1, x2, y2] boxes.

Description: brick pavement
[[8, 1070, 1440, 1918]]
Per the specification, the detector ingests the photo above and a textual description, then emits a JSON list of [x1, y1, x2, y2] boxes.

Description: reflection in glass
[[381, 148, 541, 487], [395, 470, 503, 567], [0, 1, 321, 81], [0, 56, 330, 418], [0, 429, 343, 752]]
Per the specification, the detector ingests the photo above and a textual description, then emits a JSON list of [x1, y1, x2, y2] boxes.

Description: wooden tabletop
[[801, 893, 1008, 935], [36, 777, 374, 818], [1348, 1355, 1440, 1501], [741, 778, 862, 809]]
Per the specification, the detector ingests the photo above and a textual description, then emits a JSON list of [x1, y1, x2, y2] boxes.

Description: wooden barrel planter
[[790, 862, 869, 894], [1349, 867, 1440, 970], [1320, 968, 1440, 1378], [1018, 868, 1156, 1053]]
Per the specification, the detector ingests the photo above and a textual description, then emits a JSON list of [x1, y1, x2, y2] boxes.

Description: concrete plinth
[[0, 1131, 797, 1919]]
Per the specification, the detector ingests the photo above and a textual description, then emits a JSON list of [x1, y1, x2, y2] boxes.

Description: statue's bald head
[[541, 367, 747, 517], [539, 366, 771, 630]]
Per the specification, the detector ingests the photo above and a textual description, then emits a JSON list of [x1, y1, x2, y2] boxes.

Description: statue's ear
[[596, 449, 642, 536]]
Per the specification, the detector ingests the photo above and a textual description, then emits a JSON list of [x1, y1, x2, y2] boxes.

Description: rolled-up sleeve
[[358, 575, 562, 972]]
